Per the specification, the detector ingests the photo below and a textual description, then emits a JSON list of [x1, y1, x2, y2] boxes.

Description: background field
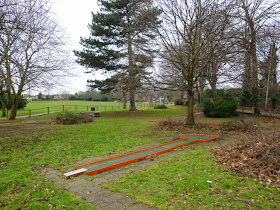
[[3, 101, 152, 118]]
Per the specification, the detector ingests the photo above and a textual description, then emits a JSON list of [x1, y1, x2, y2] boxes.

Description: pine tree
[[74, 0, 161, 111]]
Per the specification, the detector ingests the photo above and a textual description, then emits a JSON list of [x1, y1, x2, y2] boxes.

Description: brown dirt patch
[[0, 121, 55, 138]]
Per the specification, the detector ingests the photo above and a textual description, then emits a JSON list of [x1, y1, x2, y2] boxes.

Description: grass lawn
[[1, 103, 279, 209], [104, 146, 279, 209], [4, 100, 151, 117], [0, 105, 185, 209]]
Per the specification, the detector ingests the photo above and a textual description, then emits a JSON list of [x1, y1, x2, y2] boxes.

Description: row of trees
[[75, 0, 280, 125], [0, 0, 69, 120], [1, 0, 279, 123]]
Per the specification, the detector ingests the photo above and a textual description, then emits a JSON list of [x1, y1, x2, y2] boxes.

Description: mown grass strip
[[0, 108, 185, 209], [104, 146, 280, 209]]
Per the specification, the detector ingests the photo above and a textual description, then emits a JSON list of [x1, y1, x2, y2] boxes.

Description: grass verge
[[104, 145, 280, 209], [0, 108, 185, 209]]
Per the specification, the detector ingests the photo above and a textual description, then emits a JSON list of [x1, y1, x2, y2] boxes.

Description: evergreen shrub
[[0, 95, 27, 110], [174, 98, 184, 105], [203, 96, 238, 118]]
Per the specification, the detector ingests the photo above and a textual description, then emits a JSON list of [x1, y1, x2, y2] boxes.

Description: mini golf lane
[[64, 134, 218, 177], [0, 121, 21, 124]]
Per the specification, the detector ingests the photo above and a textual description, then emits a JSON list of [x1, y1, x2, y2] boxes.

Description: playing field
[[12, 100, 150, 117]]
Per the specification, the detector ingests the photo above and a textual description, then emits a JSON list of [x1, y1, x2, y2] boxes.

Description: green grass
[[1, 105, 279, 209], [0, 108, 185, 209], [4, 100, 151, 117], [104, 146, 280, 209]]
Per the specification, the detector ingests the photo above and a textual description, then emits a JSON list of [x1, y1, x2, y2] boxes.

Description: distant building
[[54, 94, 69, 100], [23, 95, 38, 101]]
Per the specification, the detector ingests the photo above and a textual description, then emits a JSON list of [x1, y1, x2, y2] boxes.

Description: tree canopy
[[74, 0, 161, 110]]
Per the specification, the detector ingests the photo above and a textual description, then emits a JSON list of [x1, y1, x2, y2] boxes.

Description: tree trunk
[[9, 97, 19, 120], [250, 40, 261, 114], [129, 89, 137, 111], [209, 61, 218, 101], [0, 93, 6, 117], [210, 82, 217, 101], [196, 85, 201, 106], [123, 91, 127, 109], [186, 89, 195, 126], [243, 45, 252, 94], [127, 18, 137, 111], [199, 85, 205, 105], [242, 3, 260, 114]]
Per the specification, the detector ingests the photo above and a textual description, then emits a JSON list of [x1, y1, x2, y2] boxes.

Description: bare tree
[[155, 57, 187, 93], [157, 0, 232, 125], [0, 0, 69, 120], [258, 25, 280, 109], [235, 0, 280, 112]]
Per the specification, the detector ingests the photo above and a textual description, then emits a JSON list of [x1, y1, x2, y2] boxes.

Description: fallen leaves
[[212, 136, 280, 188]]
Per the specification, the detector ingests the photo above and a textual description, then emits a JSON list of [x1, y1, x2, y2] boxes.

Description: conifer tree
[[74, 0, 161, 111]]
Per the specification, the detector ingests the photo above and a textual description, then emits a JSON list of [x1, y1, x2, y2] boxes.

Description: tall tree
[[236, 0, 280, 112], [260, 42, 279, 109], [157, 0, 232, 125], [0, 81, 6, 117], [0, 0, 69, 120], [74, 0, 161, 111]]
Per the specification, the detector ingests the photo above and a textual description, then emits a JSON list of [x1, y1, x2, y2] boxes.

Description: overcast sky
[[50, 0, 102, 95]]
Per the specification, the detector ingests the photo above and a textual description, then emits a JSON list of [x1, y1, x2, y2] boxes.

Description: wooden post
[[96, 106, 98, 111], [242, 107, 244, 113], [87, 106, 89, 111], [269, 109, 272, 117], [252, 107, 255, 114]]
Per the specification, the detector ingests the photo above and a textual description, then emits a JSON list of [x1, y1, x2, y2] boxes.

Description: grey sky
[[50, 0, 102, 94]]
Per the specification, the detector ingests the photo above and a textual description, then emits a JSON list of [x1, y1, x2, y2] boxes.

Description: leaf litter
[[155, 114, 280, 188]]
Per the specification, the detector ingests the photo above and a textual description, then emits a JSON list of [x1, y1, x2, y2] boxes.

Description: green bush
[[174, 98, 184, 105], [203, 96, 238, 118], [154, 105, 168, 109], [0, 94, 27, 110], [54, 111, 93, 125], [271, 95, 279, 109]]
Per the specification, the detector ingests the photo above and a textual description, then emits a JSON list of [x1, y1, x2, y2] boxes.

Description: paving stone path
[[38, 139, 222, 209], [40, 167, 155, 210], [0, 111, 59, 120], [37, 141, 191, 209]]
